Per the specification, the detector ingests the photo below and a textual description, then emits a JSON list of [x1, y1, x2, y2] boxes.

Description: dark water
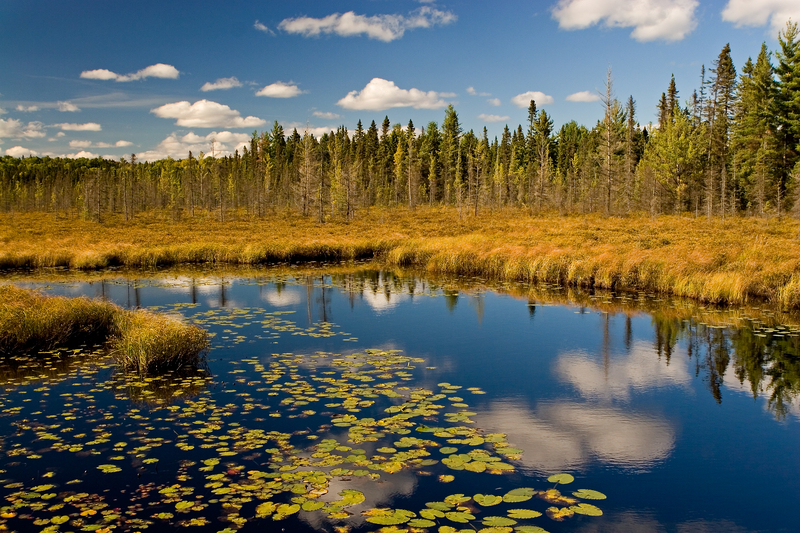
[[2, 268, 800, 533]]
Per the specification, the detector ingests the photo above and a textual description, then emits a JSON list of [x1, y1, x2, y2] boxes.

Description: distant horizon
[[1, 0, 797, 161]]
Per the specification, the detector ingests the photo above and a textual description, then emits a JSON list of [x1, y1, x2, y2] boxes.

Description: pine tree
[[776, 21, 800, 212], [709, 44, 736, 220]]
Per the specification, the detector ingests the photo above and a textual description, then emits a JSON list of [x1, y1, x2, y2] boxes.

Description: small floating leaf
[[547, 473, 574, 485], [572, 489, 606, 500], [545, 507, 574, 521], [503, 488, 535, 503], [483, 516, 517, 526], [507, 509, 542, 519], [570, 503, 603, 516], [474, 494, 503, 506]]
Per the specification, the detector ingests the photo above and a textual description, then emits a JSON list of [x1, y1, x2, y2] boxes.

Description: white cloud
[[279, 6, 456, 42], [337, 78, 451, 111], [0, 118, 46, 138], [16, 105, 39, 112], [566, 90, 601, 102], [56, 122, 102, 131], [0, 108, 6, 115], [57, 101, 80, 112], [115, 140, 133, 147], [69, 140, 93, 148], [722, 0, 800, 34], [313, 111, 342, 120], [80, 63, 180, 82], [467, 86, 491, 97], [5, 146, 39, 157], [56, 132, 65, 137], [65, 150, 98, 159], [282, 123, 336, 138], [256, 81, 303, 98], [254, 20, 275, 35], [150, 99, 265, 128], [511, 91, 555, 108], [551, 0, 698, 42], [200, 77, 243, 92], [487, 98, 501, 106], [478, 113, 510, 123], [136, 130, 251, 162]]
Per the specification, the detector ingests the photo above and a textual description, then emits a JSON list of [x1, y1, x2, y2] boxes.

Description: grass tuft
[[111, 310, 208, 374], [0, 285, 208, 373]]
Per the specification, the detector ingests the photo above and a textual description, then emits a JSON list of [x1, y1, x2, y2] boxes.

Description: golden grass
[[0, 285, 208, 372], [2, 207, 800, 308], [112, 309, 208, 374]]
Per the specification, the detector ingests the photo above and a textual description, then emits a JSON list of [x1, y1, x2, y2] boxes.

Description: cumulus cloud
[[487, 98, 501, 106], [0, 108, 6, 115], [722, 0, 800, 34], [256, 81, 303, 98], [55, 122, 102, 131], [0, 118, 46, 138], [281, 123, 337, 139], [136, 130, 251, 162], [313, 111, 342, 120], [478, 113, 510, 123], [551, 0, 698, 42], [57, 101, 80, 112], [200, 77, 243, 92], [80, 63, 180, 82], [279, 6, 456, 42], [65, 150, 98, 159], [16, 105, 39, 112], [338, 78, 451, 111], [511, 91, 554, 108], [253, 20, 275, 35], [69, 139, 133, 149], [566, 90, 601, 102], [150, 99, 265, 128], [467, 86, 491, 97], [5, 146, 40, 157]]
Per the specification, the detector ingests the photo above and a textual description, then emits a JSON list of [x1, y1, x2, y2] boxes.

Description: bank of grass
[[0, 285, 208, 372], [2, 208, 800, 308]]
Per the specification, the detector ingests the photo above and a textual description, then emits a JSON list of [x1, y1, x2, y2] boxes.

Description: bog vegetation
[[0, 285, 208, 372]]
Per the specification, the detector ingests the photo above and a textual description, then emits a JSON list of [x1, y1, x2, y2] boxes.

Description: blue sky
[[1, 0, 797, 161]]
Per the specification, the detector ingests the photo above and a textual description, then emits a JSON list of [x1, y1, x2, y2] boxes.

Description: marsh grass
[[0, 285, 208, 372], [112, 310, 208, 373], [3, 208, 800, 307]]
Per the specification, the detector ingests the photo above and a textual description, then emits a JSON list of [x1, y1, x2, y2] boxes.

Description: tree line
[[3, 23, 800, 222]]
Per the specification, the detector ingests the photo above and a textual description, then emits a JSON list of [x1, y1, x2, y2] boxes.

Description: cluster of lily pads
[[0, 290, 606, 532]]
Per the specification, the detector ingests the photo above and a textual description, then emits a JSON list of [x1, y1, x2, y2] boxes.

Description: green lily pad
[[507, 509, 543, 519], [483, 515, 517, 526], [570, 503, 603, 516], [547, 473, 574, 485], [503, 488, 536, 503], [572, 489, 606, 500], [474, 493, 503, 506]]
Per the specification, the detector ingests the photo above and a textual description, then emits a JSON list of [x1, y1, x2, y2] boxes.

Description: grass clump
[[0, 285, 208, 373], [0, 285, 117, 354], [112, 310, 208, 374]]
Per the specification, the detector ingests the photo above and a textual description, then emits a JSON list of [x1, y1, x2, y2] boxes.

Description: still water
[[2, 268, 799, 533]]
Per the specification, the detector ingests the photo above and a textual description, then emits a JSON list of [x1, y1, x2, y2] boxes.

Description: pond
[[1, 267, 799, 533]]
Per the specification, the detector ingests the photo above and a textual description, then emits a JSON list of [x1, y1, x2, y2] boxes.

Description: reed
[[0, 285, 208, 372], [2, 208, 800, 308]]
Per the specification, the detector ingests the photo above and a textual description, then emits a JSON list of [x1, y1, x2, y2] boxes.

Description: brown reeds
[[2, 208, 800, 308], [0, 285, 208, 372]]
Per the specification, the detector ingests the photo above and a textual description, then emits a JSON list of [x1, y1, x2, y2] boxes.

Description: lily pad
[[572, 489, 606, 500], [507, 509, 543, 519], [474, 494, 503, 506], [570, 503, 603, 516], [547, 473, 574, 485]]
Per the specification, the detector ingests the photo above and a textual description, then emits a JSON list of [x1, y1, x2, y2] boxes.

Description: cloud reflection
[[476, 400, 674, 473], [555, 341, 691, 400]]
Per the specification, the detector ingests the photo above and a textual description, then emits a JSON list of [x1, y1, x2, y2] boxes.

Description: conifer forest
[[3, 25, 800, 222]]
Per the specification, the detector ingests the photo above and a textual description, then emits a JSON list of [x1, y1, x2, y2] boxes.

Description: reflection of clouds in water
[[476, 400, 674, 473], [572, 512, 753, 533], [150, 276, 224, 294], [299, 470, 417, 530], [261, 288, 302, 307], [556, 341, 691, 400], [361, 288, 409, 313], [724, 371, 800, 420]]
